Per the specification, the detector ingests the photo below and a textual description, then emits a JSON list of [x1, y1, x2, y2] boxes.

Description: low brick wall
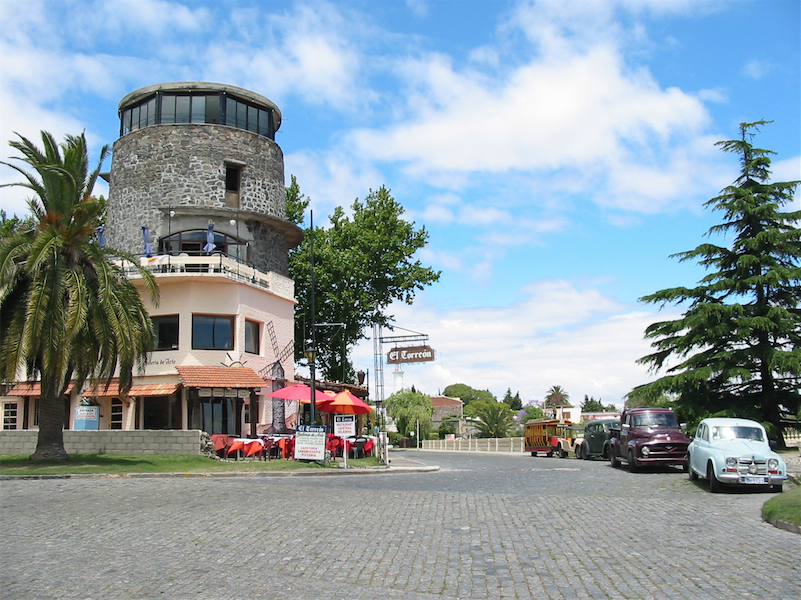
[[0, 430, 204, 456], [422, 437, 526, 453]]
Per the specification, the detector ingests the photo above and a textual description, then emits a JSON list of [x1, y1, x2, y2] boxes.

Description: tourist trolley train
[[524, 419, 581, 458]]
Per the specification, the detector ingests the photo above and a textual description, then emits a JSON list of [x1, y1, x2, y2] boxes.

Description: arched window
[[159, 230, 248, 261]]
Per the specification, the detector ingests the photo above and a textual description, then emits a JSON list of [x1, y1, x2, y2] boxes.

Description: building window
[[192, 315, 234, 350], [245, 320, 260, 354], [120, 90, 276, 139], [225, 165, 241, 208], [3, 402, 18, 430], [188, 393, 241, 435], [111, 398, 123, 429], [152, 315, 179, 350]]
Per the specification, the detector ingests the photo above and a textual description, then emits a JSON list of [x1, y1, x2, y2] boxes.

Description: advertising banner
[[334, 415, 356, 437], [294, 424, 327, 460], [74, 405, 100, 430]]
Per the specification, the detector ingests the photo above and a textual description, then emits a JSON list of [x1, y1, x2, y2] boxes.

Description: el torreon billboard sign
[[387, 345, 436, 364]]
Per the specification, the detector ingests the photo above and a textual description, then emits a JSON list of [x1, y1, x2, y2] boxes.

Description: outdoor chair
[[350, 438, 367, 459]]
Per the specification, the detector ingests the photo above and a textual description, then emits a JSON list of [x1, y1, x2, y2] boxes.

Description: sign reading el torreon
[[387, 345, 435, 364]]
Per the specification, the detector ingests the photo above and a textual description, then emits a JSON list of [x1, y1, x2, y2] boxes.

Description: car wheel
[[770, 484, 783, 493], [707, 461, 721, 493], [688, 455, 698, 480], [628, 449, 638, 473], [559, 448, 568, 458], [575, 445, 582, 460], [610, 448, 620, 468]]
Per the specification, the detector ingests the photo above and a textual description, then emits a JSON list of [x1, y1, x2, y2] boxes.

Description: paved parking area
[[1, 450, 798, 599]]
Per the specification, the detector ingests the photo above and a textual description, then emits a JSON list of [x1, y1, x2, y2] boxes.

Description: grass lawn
[[0, 453, 381, 476], [762, 483, 801, 528]]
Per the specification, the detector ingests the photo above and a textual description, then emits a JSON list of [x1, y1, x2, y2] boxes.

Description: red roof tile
[[6, 382, 75, 396], [87, 381, 180, 397], [430, 395, 463, 407], [176, 366, 265, 388]]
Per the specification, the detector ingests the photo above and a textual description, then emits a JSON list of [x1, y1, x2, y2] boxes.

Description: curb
[[0, 465, 439, 480], [765, 518, 801, 535]]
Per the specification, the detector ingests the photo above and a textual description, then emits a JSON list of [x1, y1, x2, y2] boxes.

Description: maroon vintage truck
[[608, 407, 689, 472]]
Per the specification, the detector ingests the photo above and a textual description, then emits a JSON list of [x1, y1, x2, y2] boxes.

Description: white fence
[[422, 437, 526, 453], [784, 428, 800, 448]]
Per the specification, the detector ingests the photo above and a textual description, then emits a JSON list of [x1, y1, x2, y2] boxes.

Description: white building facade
[[2, 82, 303, 438]]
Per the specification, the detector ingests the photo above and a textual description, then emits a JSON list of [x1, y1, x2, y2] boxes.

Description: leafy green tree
[[0, 210, 35, 239], [443, 383, 495, 406], [624, 387, 675, 409], [385, 389, 433, 440], [520, 403, 545, 422], [287, 183, 440, 382], [581, 395, 606, 412], [464, 398, 494, 418], [636, 121, 801, 445], [437, 421, 456, 439], [0, 131, 158, 461], [501, 388, 523, 411], [473, 402, 515, 438]]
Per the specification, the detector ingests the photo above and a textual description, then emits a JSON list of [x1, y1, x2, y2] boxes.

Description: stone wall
[[107, 123, 289, 275], [0, 430, 204, 456]]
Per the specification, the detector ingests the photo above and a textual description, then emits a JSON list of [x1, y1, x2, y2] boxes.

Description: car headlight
[[725, 457, 738, 468], [768, 458, 779, 470], [641, 446, 650, 456]]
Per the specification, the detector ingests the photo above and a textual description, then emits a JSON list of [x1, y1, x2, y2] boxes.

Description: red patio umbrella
[[266, 384, 329, 404], [318, 390, 372, 415]]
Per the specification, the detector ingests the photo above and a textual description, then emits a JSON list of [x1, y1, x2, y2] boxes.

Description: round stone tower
[[106, 82, 301, 275]]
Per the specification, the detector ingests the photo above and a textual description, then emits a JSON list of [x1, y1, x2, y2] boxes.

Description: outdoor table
[[258, 435, 295, 459], [227, 438, 265, 459]]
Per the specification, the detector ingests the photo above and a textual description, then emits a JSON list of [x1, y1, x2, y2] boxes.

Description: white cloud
[[353, 279, 679, 404], [348, 40, 716, 214], [284, 149, 384, 217], [405, 0, 429, 19], [742, 59, 771, 81]]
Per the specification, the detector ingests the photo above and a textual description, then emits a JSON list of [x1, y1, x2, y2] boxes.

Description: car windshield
[[632, 413, 678, 428], [710, 426, 764, 442]]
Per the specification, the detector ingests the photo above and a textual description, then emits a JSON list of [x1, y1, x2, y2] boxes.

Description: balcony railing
[[115, 254, 295, 300]]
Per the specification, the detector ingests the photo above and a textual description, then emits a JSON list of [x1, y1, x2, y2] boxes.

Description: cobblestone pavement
[[1, 450, 798, 600]]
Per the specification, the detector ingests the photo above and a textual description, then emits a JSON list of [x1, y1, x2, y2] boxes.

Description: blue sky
[[1, 0, 799, 407]]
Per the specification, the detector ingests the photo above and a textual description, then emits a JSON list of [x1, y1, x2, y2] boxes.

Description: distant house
[[430, 395, 466, 435], [543, 396, 577, 423], [581, 411, 621, 423]]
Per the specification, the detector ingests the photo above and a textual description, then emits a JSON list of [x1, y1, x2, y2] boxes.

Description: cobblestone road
[[1, 450, 798, 600]]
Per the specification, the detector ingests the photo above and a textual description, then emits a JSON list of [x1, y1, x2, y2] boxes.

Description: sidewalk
[[0, 451, 438, 480], [783, 452, 801, 482]]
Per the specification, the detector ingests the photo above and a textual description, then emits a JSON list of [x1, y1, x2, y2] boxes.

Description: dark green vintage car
[[576, 417, 620, 460]]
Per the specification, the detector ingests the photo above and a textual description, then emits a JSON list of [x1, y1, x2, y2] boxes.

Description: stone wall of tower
[[106, 123, 289, 275]]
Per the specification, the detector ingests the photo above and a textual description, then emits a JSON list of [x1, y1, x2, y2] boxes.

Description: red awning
[[6, 382, 75, 397], [86, 381, 180, 397], [176, 366, 265, 389]]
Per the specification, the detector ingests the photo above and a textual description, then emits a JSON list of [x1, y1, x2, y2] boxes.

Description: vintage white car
[[687, 417, 787, 493]]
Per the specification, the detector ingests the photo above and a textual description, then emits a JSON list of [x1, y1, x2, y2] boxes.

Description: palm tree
[[474, 402, 515, 438], [0, 131, 158, 461], [544, 385, 570, 407]]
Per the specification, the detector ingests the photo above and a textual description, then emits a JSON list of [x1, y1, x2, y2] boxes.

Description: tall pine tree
[[635, 121, 801, 445]]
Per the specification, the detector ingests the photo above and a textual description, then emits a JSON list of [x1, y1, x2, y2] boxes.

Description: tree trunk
[[31, 378, 70, 461]]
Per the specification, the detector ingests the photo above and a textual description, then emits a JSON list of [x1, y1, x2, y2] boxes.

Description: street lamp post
[[304, 345, 317, 424], [306, 210, 317, 424]]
